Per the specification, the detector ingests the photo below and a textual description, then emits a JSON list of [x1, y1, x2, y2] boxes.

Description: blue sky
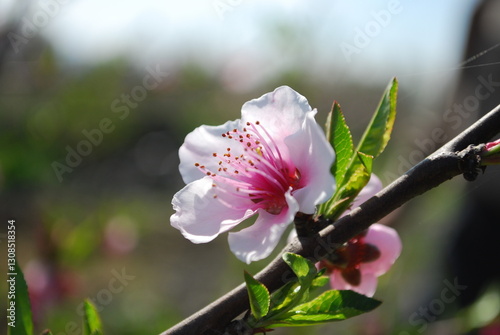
[[1, 0, 481, 89]]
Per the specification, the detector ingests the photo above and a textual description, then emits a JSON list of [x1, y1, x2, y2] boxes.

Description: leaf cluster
[[319, 78, 398, 220], [243, 253, 380, 332]]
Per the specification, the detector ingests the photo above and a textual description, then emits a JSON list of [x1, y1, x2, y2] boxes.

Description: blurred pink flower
[[318, 175, 402, 297], [484, 138, 500, 151], [171, 86, 335, 263]]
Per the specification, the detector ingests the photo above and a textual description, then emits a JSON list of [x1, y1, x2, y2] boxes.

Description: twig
[[161, 104, 500, 335]]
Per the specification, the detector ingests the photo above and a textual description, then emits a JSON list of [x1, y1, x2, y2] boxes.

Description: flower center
[[194, 121, 302, 215], [320, 233, 381, 286]]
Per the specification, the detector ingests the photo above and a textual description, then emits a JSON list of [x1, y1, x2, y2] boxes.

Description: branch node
[[222, 320, 253, 335], [458, 144, 486, 181], [293, 212, 316, 237]]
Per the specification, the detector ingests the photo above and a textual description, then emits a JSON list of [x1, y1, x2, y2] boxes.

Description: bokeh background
[[1, 0, 500, 334]]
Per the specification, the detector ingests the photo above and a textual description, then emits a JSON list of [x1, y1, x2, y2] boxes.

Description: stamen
[[246, 122, 283, 170], [244, 149, 289, 187], [200, 120, 302, 215], [245, 167, 285, 191], [255, 122, 285, 167]]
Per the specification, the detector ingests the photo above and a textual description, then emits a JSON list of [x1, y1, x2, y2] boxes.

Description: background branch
[[162, 104, 500, 335]]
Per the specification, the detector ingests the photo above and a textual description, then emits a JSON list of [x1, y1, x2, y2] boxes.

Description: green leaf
[[334, 152, 373, 212], [244, 271, 271, 320], [268, 270, 328, 315], [319, 78, 396, 220], [326, 102, 354, 184], [311, 275, 330, 289], [82, 299, 103, 335], [267, 279, 302, 315], [356, 77, 398, 158], [321, 152, 373, 220], [318, 78, 398, 220], [264, 254, 319, 321], [282, 253, 317, 285], [268, 290, 381, 327], [357, 151, 373, 172], [7, 261, 34, 335]]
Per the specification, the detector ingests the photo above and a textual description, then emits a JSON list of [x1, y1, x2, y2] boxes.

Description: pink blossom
[[485, 138, 500, 151], [318, 175, 402, 296], [171, 86, 335, 263]]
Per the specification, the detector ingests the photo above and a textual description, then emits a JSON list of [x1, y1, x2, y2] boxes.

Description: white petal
[[241, 86, 311, 140], [178, 119, 243, 184], [228, 189, 299, 263], [171, 177, 255, 243], [285, 111, 335, 214]]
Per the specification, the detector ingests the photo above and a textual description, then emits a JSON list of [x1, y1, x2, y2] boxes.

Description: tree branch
[[161, 104, 500, 335]]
